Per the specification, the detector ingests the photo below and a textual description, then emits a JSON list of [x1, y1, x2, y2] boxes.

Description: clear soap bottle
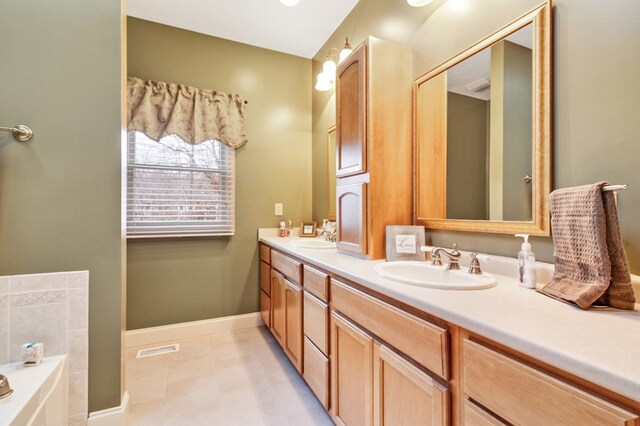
[[515, 234, 537, 289]]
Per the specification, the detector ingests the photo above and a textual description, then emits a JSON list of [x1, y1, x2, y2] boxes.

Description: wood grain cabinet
[[336, 43, 367, 178], [270, 269, 285, 345], [283, 278, 303, 373], [331, 311, 374, 426], [374, 342, 449, 426], [335, 37, 414, 260], [302, 267, 331, 410], [270, 267, 303, 373], [462, 339, 640, 426], [336, 182, 367, 256], [259, 253, 271, 328], [259, 244, 640, 425]]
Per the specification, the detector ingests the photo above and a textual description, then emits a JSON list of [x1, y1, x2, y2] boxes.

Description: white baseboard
[[125, 312, 262, 348], [88, 392, 129, 426]]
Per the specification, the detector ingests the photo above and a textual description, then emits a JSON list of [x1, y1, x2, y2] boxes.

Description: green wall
[[446, 92, 489, 220], [126, 18, 312, 330], [312, 0, 640, 273], [501, 41, 533, 221], [0, 0, 124, 412]]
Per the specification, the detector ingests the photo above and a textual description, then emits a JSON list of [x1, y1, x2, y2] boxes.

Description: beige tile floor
[[126, 326, 335, 425]]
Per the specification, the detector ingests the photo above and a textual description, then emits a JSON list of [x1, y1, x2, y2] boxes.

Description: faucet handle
[[468, 252, 482, 275]]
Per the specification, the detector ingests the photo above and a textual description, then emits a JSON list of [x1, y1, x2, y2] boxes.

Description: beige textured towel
[[540, 182, 636, 309]]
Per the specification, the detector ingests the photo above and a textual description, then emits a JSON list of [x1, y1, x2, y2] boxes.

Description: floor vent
[[136, 344, 180, 359]]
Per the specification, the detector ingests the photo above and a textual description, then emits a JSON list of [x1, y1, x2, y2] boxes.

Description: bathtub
[[0, 355, 68, 426]]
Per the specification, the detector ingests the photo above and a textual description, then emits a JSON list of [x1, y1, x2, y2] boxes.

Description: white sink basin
[[290, 239, 336, 249], [374, 261, 496, 290]]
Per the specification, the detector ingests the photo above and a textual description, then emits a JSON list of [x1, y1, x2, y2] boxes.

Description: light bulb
[[323, 58, 337, 81], [315, 73, 332, 92], [339, 38, 352, 63], [407, 0, 433, 6], [279, 0, 299, 6]]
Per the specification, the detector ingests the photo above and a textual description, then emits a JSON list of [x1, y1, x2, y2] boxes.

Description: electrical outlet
[[275, 203, 283, 216]]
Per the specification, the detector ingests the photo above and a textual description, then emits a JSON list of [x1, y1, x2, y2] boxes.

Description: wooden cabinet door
[[270, 270, 285, 344], [336, 181, 367, 256], [373, 342, 449, 426], [336, 42, 367, 178], [260, 290, 270, 328], [331, 311, 373, 426], [260, 260, 271, 295], [283, 278, 303, 373], [463, 339, 640, 426]]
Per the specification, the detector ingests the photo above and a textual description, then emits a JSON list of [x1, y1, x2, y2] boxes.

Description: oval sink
[[374, 261, 496, 290], [290, 239, 336, 249]]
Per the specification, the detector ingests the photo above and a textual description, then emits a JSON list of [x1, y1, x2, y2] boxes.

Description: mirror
[[413, 3, 551, 236], [327, 125, 336, 220]]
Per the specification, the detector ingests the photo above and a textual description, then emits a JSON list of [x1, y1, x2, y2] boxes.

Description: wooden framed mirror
[[327, 125, 337, 221], [413, 1, 551, 236]]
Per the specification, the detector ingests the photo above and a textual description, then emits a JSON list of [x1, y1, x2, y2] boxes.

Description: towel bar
[[0, 125, 33, 142], [602, 184, 628, 192]]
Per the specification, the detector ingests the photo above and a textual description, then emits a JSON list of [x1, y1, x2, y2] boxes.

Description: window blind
[[126, 132, 235, 237]]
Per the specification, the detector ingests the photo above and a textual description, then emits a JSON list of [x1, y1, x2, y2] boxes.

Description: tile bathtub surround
[[126, 326, 333, 426], [0, 271, 89, 425]]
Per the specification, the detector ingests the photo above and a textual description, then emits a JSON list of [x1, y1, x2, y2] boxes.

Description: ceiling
[[127, 0, 360, 59], [448, 24, 533, 101]]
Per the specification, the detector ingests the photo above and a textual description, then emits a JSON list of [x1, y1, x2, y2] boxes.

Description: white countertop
[[260, 235, 640, 402]]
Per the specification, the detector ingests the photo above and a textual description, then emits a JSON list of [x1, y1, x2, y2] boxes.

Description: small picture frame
[[385, 225, 426, 261], [300, 221, 317, 237]]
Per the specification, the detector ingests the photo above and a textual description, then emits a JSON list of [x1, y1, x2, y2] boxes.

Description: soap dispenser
[[515, 234, 537, 289]]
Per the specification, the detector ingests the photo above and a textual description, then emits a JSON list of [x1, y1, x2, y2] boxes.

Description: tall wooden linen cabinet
[[335, 37, 414, 259]]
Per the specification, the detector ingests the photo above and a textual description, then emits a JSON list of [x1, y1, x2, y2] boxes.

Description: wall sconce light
[[339, 38, 352, 63], [279, 0, 300, 6], [315, 72, 332, 91], [323, 53, 337, 81], [315, 38, 353, 92]]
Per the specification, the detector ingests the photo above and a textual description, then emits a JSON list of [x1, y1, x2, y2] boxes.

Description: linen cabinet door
[[336, 42, 367, 178], [283, 278, 303, 373], [270, 270, 285, 345], [373, 342, 449, 426], [331, 311, 373, 426], [336, 181, 367, 257]]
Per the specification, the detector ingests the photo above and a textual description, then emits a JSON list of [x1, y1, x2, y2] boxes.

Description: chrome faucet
[[430, 244, 461, 270], [468, 252, 482, 274]]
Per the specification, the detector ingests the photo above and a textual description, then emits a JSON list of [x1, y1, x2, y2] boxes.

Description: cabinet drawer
[[303, 265, 329, 302], [463, 339, 640, 426], [260, 290, 270, 328], [271, 250, 302, 285], [331, 279, 449, 379], [303, 337, 329, 410], [260, 244, 271, 264], [260, 261, 270, 295], [304, 291, 329, 355], [463, 399, 506, 426]]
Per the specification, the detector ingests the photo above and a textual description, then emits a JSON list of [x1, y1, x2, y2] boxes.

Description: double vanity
[[259, 235, 640, 425], [261, 1, 640, 424]]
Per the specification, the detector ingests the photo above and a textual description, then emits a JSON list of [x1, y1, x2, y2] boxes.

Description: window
[[126, 131, 234, 237]]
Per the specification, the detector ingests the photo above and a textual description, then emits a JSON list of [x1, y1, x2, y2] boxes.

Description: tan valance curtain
[[127, 77, 248, 148]]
